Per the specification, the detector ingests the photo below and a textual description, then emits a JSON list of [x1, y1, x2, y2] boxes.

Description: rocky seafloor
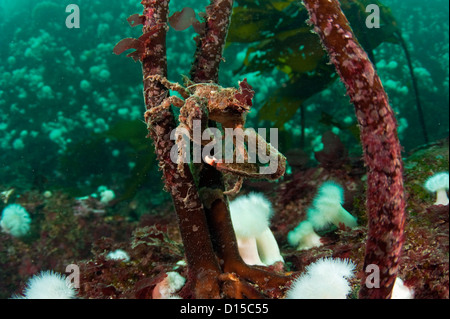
[[1, 137, 448, 299]]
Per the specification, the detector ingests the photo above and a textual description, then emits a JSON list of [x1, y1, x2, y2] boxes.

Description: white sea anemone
[[1, 203, 31, 237], [307, 181, 357, 229], [285, 258, 356, 299], [230, 192, 272, 238], [391, 277, 414, 299], [230, 192, 283, 266], [287, 181, 357, 251], [98, 185, 116, 204], [424, 172, 449, 206], [287, 220, 323, 250], [152, 271, 186, 299], [106, 249, 130, 262], [18, 271, 77, 299]]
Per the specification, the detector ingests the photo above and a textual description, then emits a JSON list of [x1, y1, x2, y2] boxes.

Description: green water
[[0, 0, 448, 194]]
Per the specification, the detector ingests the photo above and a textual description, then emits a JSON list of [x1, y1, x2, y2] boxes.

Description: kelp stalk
[[302, 0, 406, 299], [190, 0, 233, 83], [139, 0, 222, 298], [117, 0, 290, 299], [190, 0, 238, 270], [191, 0, 290, 297]]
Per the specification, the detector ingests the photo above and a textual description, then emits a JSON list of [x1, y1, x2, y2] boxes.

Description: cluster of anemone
[[229, 192, 284, 266], [287, 181, 357, 250]]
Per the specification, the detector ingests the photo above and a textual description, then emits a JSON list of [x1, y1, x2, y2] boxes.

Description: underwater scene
[[0, 0, 448, 301]]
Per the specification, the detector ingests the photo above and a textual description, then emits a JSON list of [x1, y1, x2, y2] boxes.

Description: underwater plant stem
[[205, 198, 290, 295], [302, 0, 406, 299], [191, 0, 291, 298], [190, 0, 234, 83], [140, 0, 222, 298], [190, 0, 238, 267]]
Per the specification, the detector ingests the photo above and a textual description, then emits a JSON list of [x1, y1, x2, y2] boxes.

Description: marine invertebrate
[[106, 249, 130, 262], [144, 74, 252, 134], [189, 0, 290, 297], [16, 271, 77, 299], [98, 186, 116, 205], [302, 0, 406, 299], [114, 0, 410, 300], [114, 0, 290, 298], [424, 172, 449, 206], [287, 181, 356, 251], [144, 74, 286, 191], [0, 203, 31, 237], [307, 181, 357, 230], [391, 277, 414, 299], [229, 193, 284, 266], [152, 271, 186, 299], [287, 220, 322, 251], [285, 258, 355, 299]]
